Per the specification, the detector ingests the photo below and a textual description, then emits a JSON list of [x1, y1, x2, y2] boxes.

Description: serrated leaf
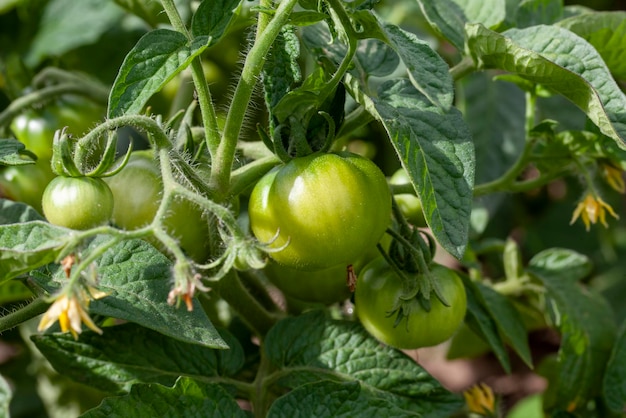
[[515, 0, 563, 28], [191, 0, 241, 40], [603, 319, 626, 413], [528, 249, 616, 413], [264, 311, 463, 418], [0, 199, 45, 224], [379, 21, 453, 110], [267, 380, 421, 418], [557, 11, 626, 81], [466, 23, 626, 149], [108, 29, 209, 117], [32, 323, 243, 394], [461, 275, 511, 373], [301, 23, 399, 79], [476, 283, 533, 368], [26, 0, 125, 66], [80, 377, 246, 418], [348, 77, 474, 259], [416, 0, 506, 50], [31, 237, 226, 349], [0, 221, 68, 284], [0, 138, 34, 166]]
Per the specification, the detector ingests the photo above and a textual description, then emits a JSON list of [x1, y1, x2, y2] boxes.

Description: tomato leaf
[[416, 0, 506, 51], [0, 139, 34, 166], [112, 0, 169, 27], [0, 220, 68, 284], [264, 310, 463, 418], [557, 11, 626, 81], [26, 0, 125, 66], [263, 26, 302, 114], [32, 324, 243, 394], [460, 275, 511, 373], [80, 377, 246, 418], [528, 249, 616, 413], [475, 283, 533, 369], [603, 319, 626, 413], [0, 199, 45, 224], [31, 237, 227, 349], [466, 23, 626, 149], [191, 0, 241, 40], [108, 29, 209, 118], [379, 21, 454, 110], [515, 0, 563, 28], [348, 77, 474, 259], [267, 380, 421, 418]]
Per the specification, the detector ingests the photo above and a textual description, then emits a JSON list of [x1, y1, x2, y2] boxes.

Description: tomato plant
[[355, 258, 467, 349], [41, 176, 113, 230], [1, 0, 626, 417], [248, 152, 391, 271]]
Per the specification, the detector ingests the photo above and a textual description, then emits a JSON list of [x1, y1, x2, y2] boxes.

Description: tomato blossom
[[463, 383, 496, 416], [601, 163, 625, 194], [37, 288, 106, 340], [570, 193, 619, 231]]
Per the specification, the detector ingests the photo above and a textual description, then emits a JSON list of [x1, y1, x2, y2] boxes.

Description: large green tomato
[[41, 176, 113, 230], [355, 258, 467, 350], [0, 160, 56, 213], [263, 261, 351, 304], [390, 168, 426, 227], [105, 151, 213, 263], [248, 152, 391, 271]]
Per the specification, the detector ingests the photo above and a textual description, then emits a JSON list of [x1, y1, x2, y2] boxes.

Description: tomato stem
[[0, 296, 50, 333]]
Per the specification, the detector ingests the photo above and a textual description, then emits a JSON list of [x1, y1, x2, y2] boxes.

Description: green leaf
[[515, 0, 563, 28], [379, 21, 454, 110], [476, 283, 533, 368], [264, 311, 463, 418], [525, 248, 592, 283], [267, 380, 421, 418], [112, 0, 168, 27], [191, 0, 241, 40], [26, 0, 125, 66], [348, 77, 474, 259], [557, 11, 626, 81], [80, 377, 246, 418], [31, 237, 226, 349], [603, 319, 626, 413], [0, 199, 45, 224], [0, 374, 11, 418], [32, 323, 243, 394], [461, 275, 511, 373], [263, 26, 302, 111], [466, 23, 626, 149], [0, 280, 33, 304], [108, 29, 209, 118], [528, 249, 616, 413], [0, 221, 68, 284], [416, 0, 506, 50], [0, 139, 33, 166]]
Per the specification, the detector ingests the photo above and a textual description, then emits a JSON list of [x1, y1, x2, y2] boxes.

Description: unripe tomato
[[248, 152, 391, 271], [355, 258, 467, 349], [105, 151, 213, 263], [0, 160, 56, 213], [390, 168, 426, 227], [42, 176, 113, 230]]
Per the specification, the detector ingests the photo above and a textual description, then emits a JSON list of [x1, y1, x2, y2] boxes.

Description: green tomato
[[264, 261, 351, 304], [0, 160, 56, 213], [248, 152, 391, 271], [390, 168, 426, 227], [105, 151, 213, 263], [10, 96, 103, 161], [42, 176, 113, 230], [355, 258, 467, 349]]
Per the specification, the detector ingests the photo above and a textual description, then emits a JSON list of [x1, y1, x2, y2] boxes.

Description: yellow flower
[[601, 163, 626, 194], [37, 292, 103, 340], [463, 383, 496, 416], [570, 193, 619, 231]]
